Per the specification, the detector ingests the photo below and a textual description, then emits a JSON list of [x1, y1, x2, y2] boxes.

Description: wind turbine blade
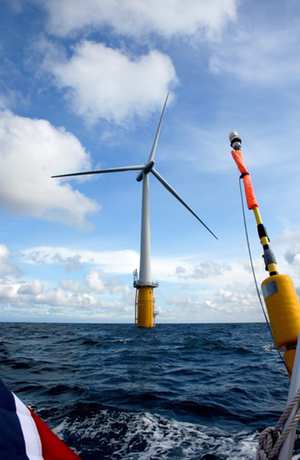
[[151, 169, 218, 240], [52, 165, 144, 179], [147, 93, 169, 163]]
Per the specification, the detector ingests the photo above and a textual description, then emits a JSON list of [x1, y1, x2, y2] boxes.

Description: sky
[[0, 0, 300, 323]]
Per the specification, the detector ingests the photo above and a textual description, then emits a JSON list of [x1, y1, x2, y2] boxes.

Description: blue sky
[[0, 0, 300, 322]]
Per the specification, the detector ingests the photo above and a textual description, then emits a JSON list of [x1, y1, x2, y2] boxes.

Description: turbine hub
[[136, 160, 155, 182]]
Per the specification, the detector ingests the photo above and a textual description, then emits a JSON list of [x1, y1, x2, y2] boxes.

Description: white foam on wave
[[56, 409, 259, 459]]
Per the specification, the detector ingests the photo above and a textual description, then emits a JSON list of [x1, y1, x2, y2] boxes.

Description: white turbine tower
[[52, 95, 217, 328]]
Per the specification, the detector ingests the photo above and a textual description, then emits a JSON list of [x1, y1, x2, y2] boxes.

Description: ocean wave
[[55, 405, 258, 460]]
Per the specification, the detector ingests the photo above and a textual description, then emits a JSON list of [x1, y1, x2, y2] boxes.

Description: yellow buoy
[[262, 274, 300, 373], [262, 275, 300, 349], [284, 349, 296, 375]]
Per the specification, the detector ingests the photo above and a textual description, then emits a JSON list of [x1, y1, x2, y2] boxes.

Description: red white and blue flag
[[0, 379, 81, 459]]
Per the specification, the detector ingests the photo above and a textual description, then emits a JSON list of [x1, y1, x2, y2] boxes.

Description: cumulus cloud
[[86, 269, 130, 295], [176, 261, 231, 280], [17, 280, 44, 296], [21, 245, 252, 288], [21, 246, 140, 274], [5, 280, 99, 309], [0, 239, 269, 322], [204, 287, 258, 314], [0, 111, 98, 226], [34, 287, 99, 308], [161, 281, 262, 323], [43, 0, 237, 39], [22, 245, 231, 280], [86, 270, 105, 292], [0, 249, 131, 319], [45, 40, 176, 124]]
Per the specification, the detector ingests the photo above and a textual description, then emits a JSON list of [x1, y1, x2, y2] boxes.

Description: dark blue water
[[0, 323, 292, 459]]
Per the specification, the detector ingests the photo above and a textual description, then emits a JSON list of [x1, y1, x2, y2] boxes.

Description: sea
[[0, 322, 298, 459]]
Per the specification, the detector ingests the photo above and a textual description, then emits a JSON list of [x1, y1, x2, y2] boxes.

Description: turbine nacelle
[[136, 160, 155, 182]]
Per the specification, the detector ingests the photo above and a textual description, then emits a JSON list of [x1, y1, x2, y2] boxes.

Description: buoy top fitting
[[229, 131, 242, 150]]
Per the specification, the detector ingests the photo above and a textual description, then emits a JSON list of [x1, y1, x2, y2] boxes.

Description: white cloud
[[86, 270, 105, 292], [43, 0, 237, 40], [86, 269, 130, 296], [5, 279, 99, 309], [176, 261, 231, 280], [35, 287, 99, 308], [204, 287, 258, 314], [280, 231, 300, 281], [45, 41, 176, 124], [0, 244, 19, 277], [17, 280, 44, 296], [160, 281, 262, 323], [0, 239, 278, 322], [0, 111, 98, 226], [21, 246, 140, 274], [0, 253, 130, 318], [9, 227, 300, 323], [21, 245, 218, 279], [0, 279, 20, 303], [21, 245, 251, 286]]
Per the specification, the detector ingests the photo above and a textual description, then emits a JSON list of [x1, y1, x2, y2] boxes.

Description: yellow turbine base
[[137, 287, 155, 328]]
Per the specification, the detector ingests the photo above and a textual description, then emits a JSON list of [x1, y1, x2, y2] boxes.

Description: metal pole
[[138, 174, 151, 285], [134, 289, 137, 324], [279, 334, 300, 460]]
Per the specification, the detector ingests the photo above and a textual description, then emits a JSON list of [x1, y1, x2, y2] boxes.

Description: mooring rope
[[256, 385, 300, 459]]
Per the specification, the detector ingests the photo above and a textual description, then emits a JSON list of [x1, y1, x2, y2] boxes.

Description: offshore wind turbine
[[52, 95, 217, 328]]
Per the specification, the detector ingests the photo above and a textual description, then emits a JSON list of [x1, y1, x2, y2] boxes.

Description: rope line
[[256, 385, 300, 459]]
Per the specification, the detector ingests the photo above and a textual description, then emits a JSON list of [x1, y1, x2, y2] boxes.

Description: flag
[[0, 378, 81, 459]]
